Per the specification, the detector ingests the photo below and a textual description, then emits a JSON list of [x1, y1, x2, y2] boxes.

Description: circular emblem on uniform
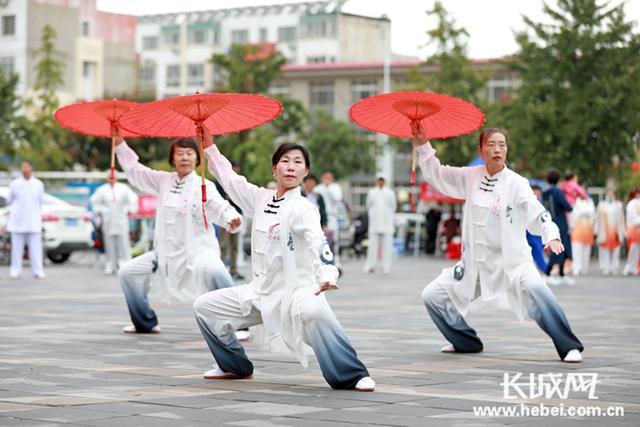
[[319, 243, 334, 264]]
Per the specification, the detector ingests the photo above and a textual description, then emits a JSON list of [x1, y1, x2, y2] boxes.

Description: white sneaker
[[560, 276, 575, 286], [235, 330, 250, 341], [440, 344, 456, 353], [546, 276, 561, 286], [34, 273, 46, 279], [203, 365, 252, 380], [563, 349, 583, 363], [354, 376, 375, 392], [9, 273, 19, 279], [122, 324, 161, 334]]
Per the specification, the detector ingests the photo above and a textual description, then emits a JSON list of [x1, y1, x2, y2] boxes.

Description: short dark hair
[[168, 138, 200, 167], [478, 128, 509, 148], [547, 169, 560, 185], [271, 143, 310, 169], [304, 173, 318, 183], [565, 171, 576, 181]]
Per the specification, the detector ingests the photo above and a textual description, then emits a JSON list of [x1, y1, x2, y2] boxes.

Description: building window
[[270, 81, 290, 97], [0, 56, 14, 79], [189, 29, 208, 45], [302, 20, 335, 38], [1, 15, 16, 36], [309, 80, 334, 112], [142, 36, 158, 50], [82, 21, 90, 36], [163, 31, 179, 46], [212, 29, 220, 45], [231, 29, 249, 44], [351, 79, 379, 103], [139, 60, 156, 85], [187, 63, 204, 86], [259, 28, 268, 42], [487, 75, 515, 102], [277, 26, 296, 42], [166, 65, 180, 87]]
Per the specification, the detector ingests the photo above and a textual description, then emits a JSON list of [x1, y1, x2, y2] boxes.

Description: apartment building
[[0, 0, 136, 104]]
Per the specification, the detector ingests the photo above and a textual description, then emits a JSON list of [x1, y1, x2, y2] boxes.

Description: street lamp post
[[376, 19, 394, 184]]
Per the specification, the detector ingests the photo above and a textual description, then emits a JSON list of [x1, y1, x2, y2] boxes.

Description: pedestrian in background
[[302, 174, 328, 230], [543, 170, 574, 285], [570, 194, 595, 275], [90, 174, 138, 275], [8, 161, 45, 279], [595, 188, 626, 275], [622, 188, 640, 276], [363, 173, 396, 274]]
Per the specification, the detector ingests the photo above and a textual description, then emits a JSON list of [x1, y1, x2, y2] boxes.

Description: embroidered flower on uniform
[[268, 223, 281, 241]]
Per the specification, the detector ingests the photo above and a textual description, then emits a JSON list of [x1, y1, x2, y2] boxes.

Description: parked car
[[0, 186, 93, 263]]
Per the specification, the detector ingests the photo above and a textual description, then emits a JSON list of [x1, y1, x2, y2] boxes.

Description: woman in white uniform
[[193, 130, 375, 391], [114, 133, 242, 334], [415, 125, 584, 363], [90, 174, 139, 274]]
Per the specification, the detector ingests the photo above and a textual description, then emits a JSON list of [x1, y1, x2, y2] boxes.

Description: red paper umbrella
[[349, 91, 485, 210], [55, 99, 142, 195], [118, 92, 282, 228]]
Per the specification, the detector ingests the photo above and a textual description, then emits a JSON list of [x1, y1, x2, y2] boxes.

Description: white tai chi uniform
[[8, 176, 45, 278], [315, 181, 343, 253], [364, 185, 397, 274], [623, 196, 640, 275], [192, 145, 370, 389], [416, 142, 583, 359], [570, 197, 595, 275], [90, 182, 138, 274], [115, 142, 241, 332], [595, 198, 625, 275]]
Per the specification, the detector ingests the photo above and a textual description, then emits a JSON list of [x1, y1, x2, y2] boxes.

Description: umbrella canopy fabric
[[118, 92, 282, 138], [54, 99, 142, 138], [349, 91, 484, 139]]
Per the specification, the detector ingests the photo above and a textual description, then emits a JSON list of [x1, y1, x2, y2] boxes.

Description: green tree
[[404, 1, 491, 165], [304, 110, 375, 180], [22, 25, 69, 170], [211, 44, 286, 93], [0, 72, 32, 169], [504, 0, 640, 185]]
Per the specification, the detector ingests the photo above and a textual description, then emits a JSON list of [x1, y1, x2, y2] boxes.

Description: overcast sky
[[96, 0, 640, 60]]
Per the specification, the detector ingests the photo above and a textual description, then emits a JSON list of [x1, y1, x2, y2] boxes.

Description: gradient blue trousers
[[119, 251, 233, 332], [421, 271, 584, 359], [193, 285, 370, 389]]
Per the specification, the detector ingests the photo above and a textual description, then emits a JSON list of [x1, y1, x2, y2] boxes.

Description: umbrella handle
[[110, 135, 117, 202], [196, 122, 209, 229], [410, 138, 417, 212]]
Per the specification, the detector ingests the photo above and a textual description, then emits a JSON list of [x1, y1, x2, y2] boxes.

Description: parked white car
[[0, 186, 93, 263]]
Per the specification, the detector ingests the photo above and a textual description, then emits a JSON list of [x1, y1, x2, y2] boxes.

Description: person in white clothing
[[90, 175, 139, 274], [595, 189, 626, 275], [415, 125, 583, 363], [364, 173, 397, 274], [622, 189, 640, 276], [8, 161, 45, 279], [315, 172, 343, 256], [114, 132, 242, 334], [193, 129, 375, 392], [570, 196, 595, 275]]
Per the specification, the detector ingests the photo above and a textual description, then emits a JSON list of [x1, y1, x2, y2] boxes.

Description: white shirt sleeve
[[417, 142, 468, 200], [517, 180, 560, 244], [204, 144, 262, 218], [290, 203, 339, 285], [204, 181, 242, 232], [115, 142, 171, 196]]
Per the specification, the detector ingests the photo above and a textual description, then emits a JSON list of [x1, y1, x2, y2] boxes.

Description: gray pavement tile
[[0, 406, 118, 423]]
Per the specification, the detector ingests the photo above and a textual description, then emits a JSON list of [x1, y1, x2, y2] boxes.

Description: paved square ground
[[0, 253, 638, 426]]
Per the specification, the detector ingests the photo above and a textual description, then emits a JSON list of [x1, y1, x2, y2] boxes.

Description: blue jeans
[[119, 251, 233, 332]]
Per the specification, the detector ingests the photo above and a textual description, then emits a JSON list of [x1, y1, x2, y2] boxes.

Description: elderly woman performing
[[193, 128, 374, 391], [415, 124, 584, 363], [113, 130, 242, 334]]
